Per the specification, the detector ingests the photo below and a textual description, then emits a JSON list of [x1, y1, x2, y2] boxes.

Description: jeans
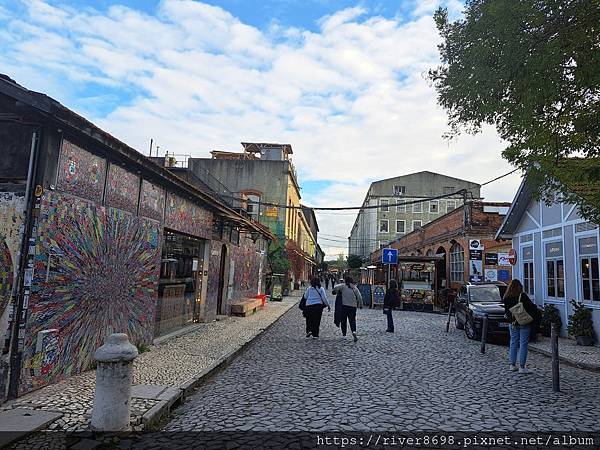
[[383, 307, 394, 332], [305, 305, 324, 337], [509, 324, 531, 367], [340, 305, 357, 335]]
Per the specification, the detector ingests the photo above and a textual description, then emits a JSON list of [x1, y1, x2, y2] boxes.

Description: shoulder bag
[[509, 293, 533, 326]]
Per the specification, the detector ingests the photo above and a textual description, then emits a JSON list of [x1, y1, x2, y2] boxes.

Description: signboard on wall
[[484, 269, 498, 282], [498, 269, 510, 282], [498, 253, 511, 266], [265, 207, 278, 217], [484, 253, 498, 265], [469, 260, 483, 282], [469, 239, 484, 251]]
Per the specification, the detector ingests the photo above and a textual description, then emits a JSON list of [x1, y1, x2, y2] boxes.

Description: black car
[[454, 282, 509, 340]]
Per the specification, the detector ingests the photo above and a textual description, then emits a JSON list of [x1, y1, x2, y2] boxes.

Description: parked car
[[454, 282, 509, 340]]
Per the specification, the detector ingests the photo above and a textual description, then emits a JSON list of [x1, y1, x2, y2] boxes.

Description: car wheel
[[465, 317, 479, 340], [455, 314, 464, 330]]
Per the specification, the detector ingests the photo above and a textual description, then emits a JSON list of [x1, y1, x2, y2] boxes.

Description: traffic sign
[[508, 248, 517, 265], [382, 248, 398, 265]]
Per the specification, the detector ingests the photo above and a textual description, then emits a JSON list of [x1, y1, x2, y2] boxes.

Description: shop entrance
[[155, 231, 206, 337], [216, 244, 228, 315]]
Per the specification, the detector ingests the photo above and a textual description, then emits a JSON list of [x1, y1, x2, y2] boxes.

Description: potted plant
[[540, 304, 562, 337], [567, 300, 596, 346]]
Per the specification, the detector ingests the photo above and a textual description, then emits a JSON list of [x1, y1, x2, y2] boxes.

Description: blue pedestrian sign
[[382, 248, 398, 265]]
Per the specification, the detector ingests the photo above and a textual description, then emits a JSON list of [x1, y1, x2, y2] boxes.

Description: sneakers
[[352, 332, 358, 343], [519, 367, 532, 374], [386, 329, 394, 333], [509, 364, 517, 372], [306, 332, 312, 338]]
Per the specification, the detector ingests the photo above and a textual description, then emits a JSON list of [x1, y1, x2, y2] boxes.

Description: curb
[[141, 299, 298, 429], [528, 345, 600, 373]]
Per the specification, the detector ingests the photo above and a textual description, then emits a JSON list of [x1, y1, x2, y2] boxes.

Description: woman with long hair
[[332, 276, 363, 342], [303, 277, 330, 338], [502, 279, 538, 373], [383, 279, 400, 333]]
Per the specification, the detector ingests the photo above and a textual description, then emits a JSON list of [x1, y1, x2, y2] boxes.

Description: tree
[[347, 254, 363, 269], [267, 241, 290, 274], [429, 0, 600, 221]]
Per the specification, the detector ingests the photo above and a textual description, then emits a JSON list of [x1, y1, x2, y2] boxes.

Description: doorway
[[436, 246, 447, 289], [217, 244, 228, 315]]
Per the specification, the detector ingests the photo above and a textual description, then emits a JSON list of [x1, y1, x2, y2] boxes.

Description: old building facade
[[188, 144, 318, 285], [349, 172, 481, 260], [0, 76, 272, 400], [370, 202, 512, 292]]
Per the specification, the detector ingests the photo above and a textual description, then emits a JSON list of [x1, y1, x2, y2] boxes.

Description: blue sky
[[0, 0, 521, 257]]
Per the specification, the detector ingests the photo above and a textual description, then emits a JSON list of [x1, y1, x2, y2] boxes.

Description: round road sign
[[508, 248, 517, 265]]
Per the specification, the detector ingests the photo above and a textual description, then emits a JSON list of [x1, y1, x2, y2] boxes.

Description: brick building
[[370, 202, 513, 293]]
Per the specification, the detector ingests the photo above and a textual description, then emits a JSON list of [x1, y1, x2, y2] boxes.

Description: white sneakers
[[518, 367, 532, 374], [509, 364, 517, 372]]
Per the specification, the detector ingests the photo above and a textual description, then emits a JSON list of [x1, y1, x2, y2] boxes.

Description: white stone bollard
[[90, 333, 139, 431]]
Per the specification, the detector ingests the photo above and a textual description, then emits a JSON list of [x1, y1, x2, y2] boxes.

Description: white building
[[348, 172, 481, 259]]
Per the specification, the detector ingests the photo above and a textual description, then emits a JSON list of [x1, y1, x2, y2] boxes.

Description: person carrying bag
[[502, 279, 538, 374], [303, 277, 330, 338]]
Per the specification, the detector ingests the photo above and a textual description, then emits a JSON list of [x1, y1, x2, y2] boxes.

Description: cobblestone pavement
[[166, 292, 600, 433], [3, 296, 297, 443], [529, 335, 600, 371]]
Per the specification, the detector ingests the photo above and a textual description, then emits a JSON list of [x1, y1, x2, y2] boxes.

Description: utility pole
[[149, 138, 153, 157]]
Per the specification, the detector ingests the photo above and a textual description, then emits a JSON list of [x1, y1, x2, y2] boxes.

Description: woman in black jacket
[[502, 279, 538, 374], [383, 280, 400, 333]]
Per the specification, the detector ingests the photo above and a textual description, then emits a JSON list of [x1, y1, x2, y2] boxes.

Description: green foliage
[[429, 0, 600, 222], [540, 304, 562, 337], [347, 254, 363, 269], [136, 342, 150, 354], [567, 299, 595, 339], [268, 242, 291, 273]]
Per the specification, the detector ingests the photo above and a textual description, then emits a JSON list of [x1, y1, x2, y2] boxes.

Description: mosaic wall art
[[19, 192, 160, 394], [105, 164, 140, 213], [205, 241, 223, 319], [139, 180, 165, 222], [165, 192, 212, 239], [0, 192, 26, 320], [56, 140, 106, 202]]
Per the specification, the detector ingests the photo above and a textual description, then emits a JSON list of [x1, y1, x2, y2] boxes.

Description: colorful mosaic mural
[[19, 192, 160, 393], [105, 164, 140, 213], [0, 192, 26, 320], [205, 241, 223, 317], [139, 179, 165, 222], [165, 192, 212, 239], [56, 140, 106, 202], [230, 237, 263, 300]]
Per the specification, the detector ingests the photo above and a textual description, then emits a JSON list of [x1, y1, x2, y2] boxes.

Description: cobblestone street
[[166, 293, 600, 432]]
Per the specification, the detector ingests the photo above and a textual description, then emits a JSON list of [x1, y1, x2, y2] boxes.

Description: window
[[521, 234, 533, 243], [522, 245, 534, 296], [413, 220, 422, 230], [450, 243, 465, 282], [246, 194, 260, 219], [393, 185, 406, 195], [396, 200, 406, 213], [579, 236, 599, 302], [429, 201, 439, 213], [413, 202, 422, 213], [380, 199, 389, 212], [545, 241, 564, 298], [576, 222, 598, 233], [396, 220, 405, 233], [379, 220, 389, 233], [446, 200, 455, 212], [542, 227, 561, 239]]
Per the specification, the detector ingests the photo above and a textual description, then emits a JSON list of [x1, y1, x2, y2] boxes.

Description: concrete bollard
[[551, 322, 560, 392], [91, 333, 139, 431], [480, 315, 488, 354]]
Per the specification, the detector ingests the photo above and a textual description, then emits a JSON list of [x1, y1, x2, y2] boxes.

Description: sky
[[0, 0, 523, 258]]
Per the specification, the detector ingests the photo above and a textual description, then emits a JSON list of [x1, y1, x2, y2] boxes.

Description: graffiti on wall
[[230, 237, 263, 300], [106, 164, 140, 213], [19, 192, 160, 393], [56, 140, 106, 202], [165, 192, 212, 239], [139, 180, 165, 222], [0, 192, 26, 319], [205, 241, 223, 317]]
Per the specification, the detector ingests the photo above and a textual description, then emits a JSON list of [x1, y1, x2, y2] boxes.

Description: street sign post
[[382, 248, 398, 288], [382, 248, 398, 265]]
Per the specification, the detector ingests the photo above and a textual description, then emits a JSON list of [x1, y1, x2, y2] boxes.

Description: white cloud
[[0, 0, 521, 258]]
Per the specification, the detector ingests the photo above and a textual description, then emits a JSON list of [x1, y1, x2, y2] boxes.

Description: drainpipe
[[7, 130, 40, 399]]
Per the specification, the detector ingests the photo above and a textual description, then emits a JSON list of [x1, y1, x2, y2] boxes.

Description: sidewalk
[[529, 335, 600, 372], [1, 294, 298, 444]]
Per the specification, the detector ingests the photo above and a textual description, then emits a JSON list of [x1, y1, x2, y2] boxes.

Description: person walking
[[502, 279, 538, 374], [332, 276, 362, 342], [325, 275, 330, 290], [383, 280, 400, 333], [303, 277, 330, 338]]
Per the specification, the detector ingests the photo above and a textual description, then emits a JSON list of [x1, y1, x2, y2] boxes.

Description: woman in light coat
[[332, 276, 363, 342]]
